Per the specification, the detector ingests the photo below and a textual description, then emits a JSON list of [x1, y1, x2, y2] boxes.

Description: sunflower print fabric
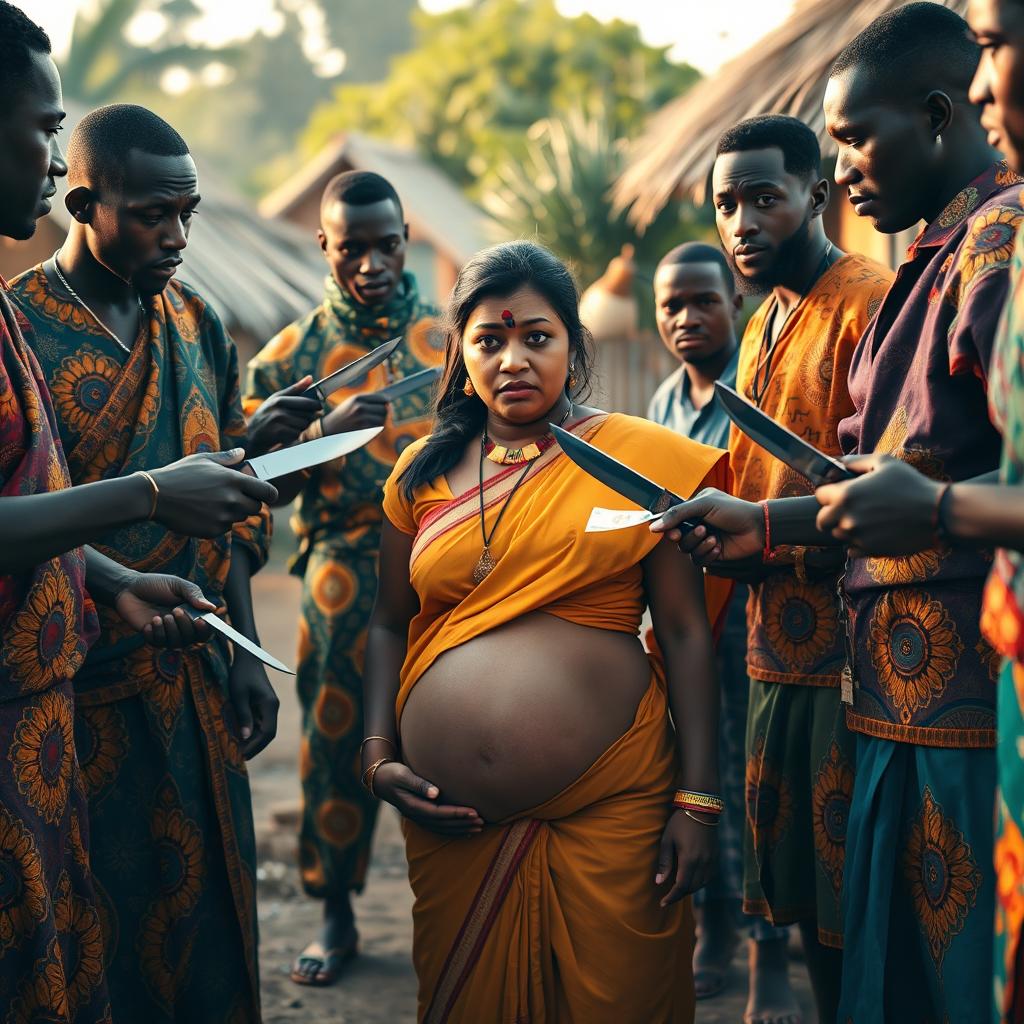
[[0, 286, 108, 1020], [732, 253, 893, 687], [838, 737, 995, 1023], [10, 267, 266, 1021], [244, 272, 441, 900], [743, 681, 855, 948], [839, 162, 1024, 750]]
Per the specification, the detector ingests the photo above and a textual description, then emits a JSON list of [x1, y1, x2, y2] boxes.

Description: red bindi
[[501, 309, 515, 328]]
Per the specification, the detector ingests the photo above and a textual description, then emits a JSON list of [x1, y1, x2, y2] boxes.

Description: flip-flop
[[694, 964, 729, 1000], [289, 940, 357, 987]]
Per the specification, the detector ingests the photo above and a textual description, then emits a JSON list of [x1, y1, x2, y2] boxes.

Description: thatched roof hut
[[260, 133, 495, 301], [613, 0, 968, 232]]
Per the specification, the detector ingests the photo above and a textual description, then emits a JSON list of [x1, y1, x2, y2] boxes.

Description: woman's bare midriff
[[399, 612, 652, 822]]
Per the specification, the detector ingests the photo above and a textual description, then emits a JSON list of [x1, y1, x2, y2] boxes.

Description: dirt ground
[[248, 567, 818, 1024]]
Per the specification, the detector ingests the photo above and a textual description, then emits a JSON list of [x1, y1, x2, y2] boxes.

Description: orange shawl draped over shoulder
[[383, 412, 730, 721], [382, 413, 729, 1023]]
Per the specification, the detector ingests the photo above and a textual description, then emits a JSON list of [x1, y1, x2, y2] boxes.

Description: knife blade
[[374, 365, 441, 402], [245, 426, 382, 480], [178, 606, 294, 674], [550, 424, 699, 532], [714, 382, 856, 486], [303, 337, 402, 401]]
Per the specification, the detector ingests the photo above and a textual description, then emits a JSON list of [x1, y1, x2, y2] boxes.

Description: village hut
[[613, 0, 969, 268], [259, 132, 495, 302], [0, 102, 325, 364]]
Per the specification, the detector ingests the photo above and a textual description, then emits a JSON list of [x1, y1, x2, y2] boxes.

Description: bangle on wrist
[[760, 501, 773, 562], [136, 470, 160, 520], [934, 482, 953, 544], [359, 735, 397, 759], [682, 809, 720, 828], [361, 757, 394, 797], [672, 788, 725, 814]]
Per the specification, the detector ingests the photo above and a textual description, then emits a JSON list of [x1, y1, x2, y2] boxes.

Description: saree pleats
[[406, 670, 694, 1024]]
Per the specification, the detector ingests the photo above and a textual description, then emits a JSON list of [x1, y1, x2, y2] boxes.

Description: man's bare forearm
[[0, 475, 151, 574]]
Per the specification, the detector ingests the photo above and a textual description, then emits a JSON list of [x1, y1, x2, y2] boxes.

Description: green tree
[[301, 0, 700, 195], [484, 111, 712, 314], [60, 0, 236, 104]]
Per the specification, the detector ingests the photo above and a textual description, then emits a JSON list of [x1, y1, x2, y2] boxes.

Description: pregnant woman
[[362, 241, 731, 1022]]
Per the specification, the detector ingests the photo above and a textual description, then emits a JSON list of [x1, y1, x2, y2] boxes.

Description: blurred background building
[[7, 0, 964, 410]]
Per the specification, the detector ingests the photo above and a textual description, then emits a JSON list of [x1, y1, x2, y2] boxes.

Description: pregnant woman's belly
[[399, 612, 652, 821]]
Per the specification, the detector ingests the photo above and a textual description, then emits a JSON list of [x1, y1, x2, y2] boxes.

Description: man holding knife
[[656, 7, 1021, 1020], [244, 169, 442, 987]]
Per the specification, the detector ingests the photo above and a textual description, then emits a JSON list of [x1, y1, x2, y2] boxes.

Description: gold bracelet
[[136, 470, 160, 519], [673, 789, 725, 814], [684, 809, 721, 828], [794, 546, 809, 584], [361, 757, 393, 797], [359, 735, 397, 758]]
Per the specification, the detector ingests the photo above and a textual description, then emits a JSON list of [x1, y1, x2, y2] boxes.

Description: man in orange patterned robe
[[711, 114, 893, 1023]]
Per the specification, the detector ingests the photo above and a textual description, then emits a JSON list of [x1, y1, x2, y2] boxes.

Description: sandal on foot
[[289, 940, 357, 987], [694, 964, 729, 1000]]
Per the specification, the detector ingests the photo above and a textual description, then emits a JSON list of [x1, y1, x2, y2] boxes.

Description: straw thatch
[[39, 102, 324, 343], [613, 0, 968, 228]]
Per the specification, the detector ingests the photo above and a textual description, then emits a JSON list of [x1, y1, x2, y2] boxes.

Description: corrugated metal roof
[[259, 132, 494, 265], [613, 0, 968, 228]]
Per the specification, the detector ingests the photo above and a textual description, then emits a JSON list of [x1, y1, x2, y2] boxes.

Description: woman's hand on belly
[[374, 761, 485, 836], [656, 810, 718, 907]]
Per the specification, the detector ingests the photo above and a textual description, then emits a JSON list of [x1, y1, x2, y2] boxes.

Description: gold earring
[[463, 377, 475, 397], [568, 365, 577, 389]]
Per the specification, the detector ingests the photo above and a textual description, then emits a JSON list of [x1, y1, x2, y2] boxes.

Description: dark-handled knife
[[714, 382, 856, 486], [178, 606, 294, 674], [303, 337, 402, 402], [374, 365, 441, 402], [550, 424, 699, 532]]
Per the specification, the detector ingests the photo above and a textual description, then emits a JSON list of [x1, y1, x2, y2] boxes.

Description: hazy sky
[[18, 0, 796, 76]]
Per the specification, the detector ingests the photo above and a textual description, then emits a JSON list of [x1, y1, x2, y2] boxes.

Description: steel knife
[[303, 337, 402, 402], [244, 427, 382, 480], [178, 606, 294, 674], [714, 382, 856, 486], [550, 424, 699, 532], [374, 365, 442, 402]]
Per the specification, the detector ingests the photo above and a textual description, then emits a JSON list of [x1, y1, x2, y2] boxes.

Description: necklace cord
[[477, 400, 573, 550], [749, 241, 836, 406]]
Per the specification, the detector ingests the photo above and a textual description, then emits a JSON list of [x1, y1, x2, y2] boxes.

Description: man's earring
[[463, 377, 475, 397]]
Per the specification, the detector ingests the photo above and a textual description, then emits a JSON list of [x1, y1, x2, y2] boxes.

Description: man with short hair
[[650, 240, 801, 1024], [659, 7, 1021, 1019], [245, 169, 443, 986], [0, 7, 279, 1020], [11, 102, 284, 1021], [710, 114, 892, 1023]]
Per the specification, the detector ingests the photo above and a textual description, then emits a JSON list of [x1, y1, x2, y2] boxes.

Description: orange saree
[[382, 413, 730, 1023]]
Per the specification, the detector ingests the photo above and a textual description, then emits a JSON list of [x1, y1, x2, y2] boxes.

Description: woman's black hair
[[399, 240, 595, 498]]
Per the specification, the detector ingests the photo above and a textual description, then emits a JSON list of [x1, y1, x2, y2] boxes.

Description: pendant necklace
[[473, 402, 572, 584], [52, 250, 146, 357]]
